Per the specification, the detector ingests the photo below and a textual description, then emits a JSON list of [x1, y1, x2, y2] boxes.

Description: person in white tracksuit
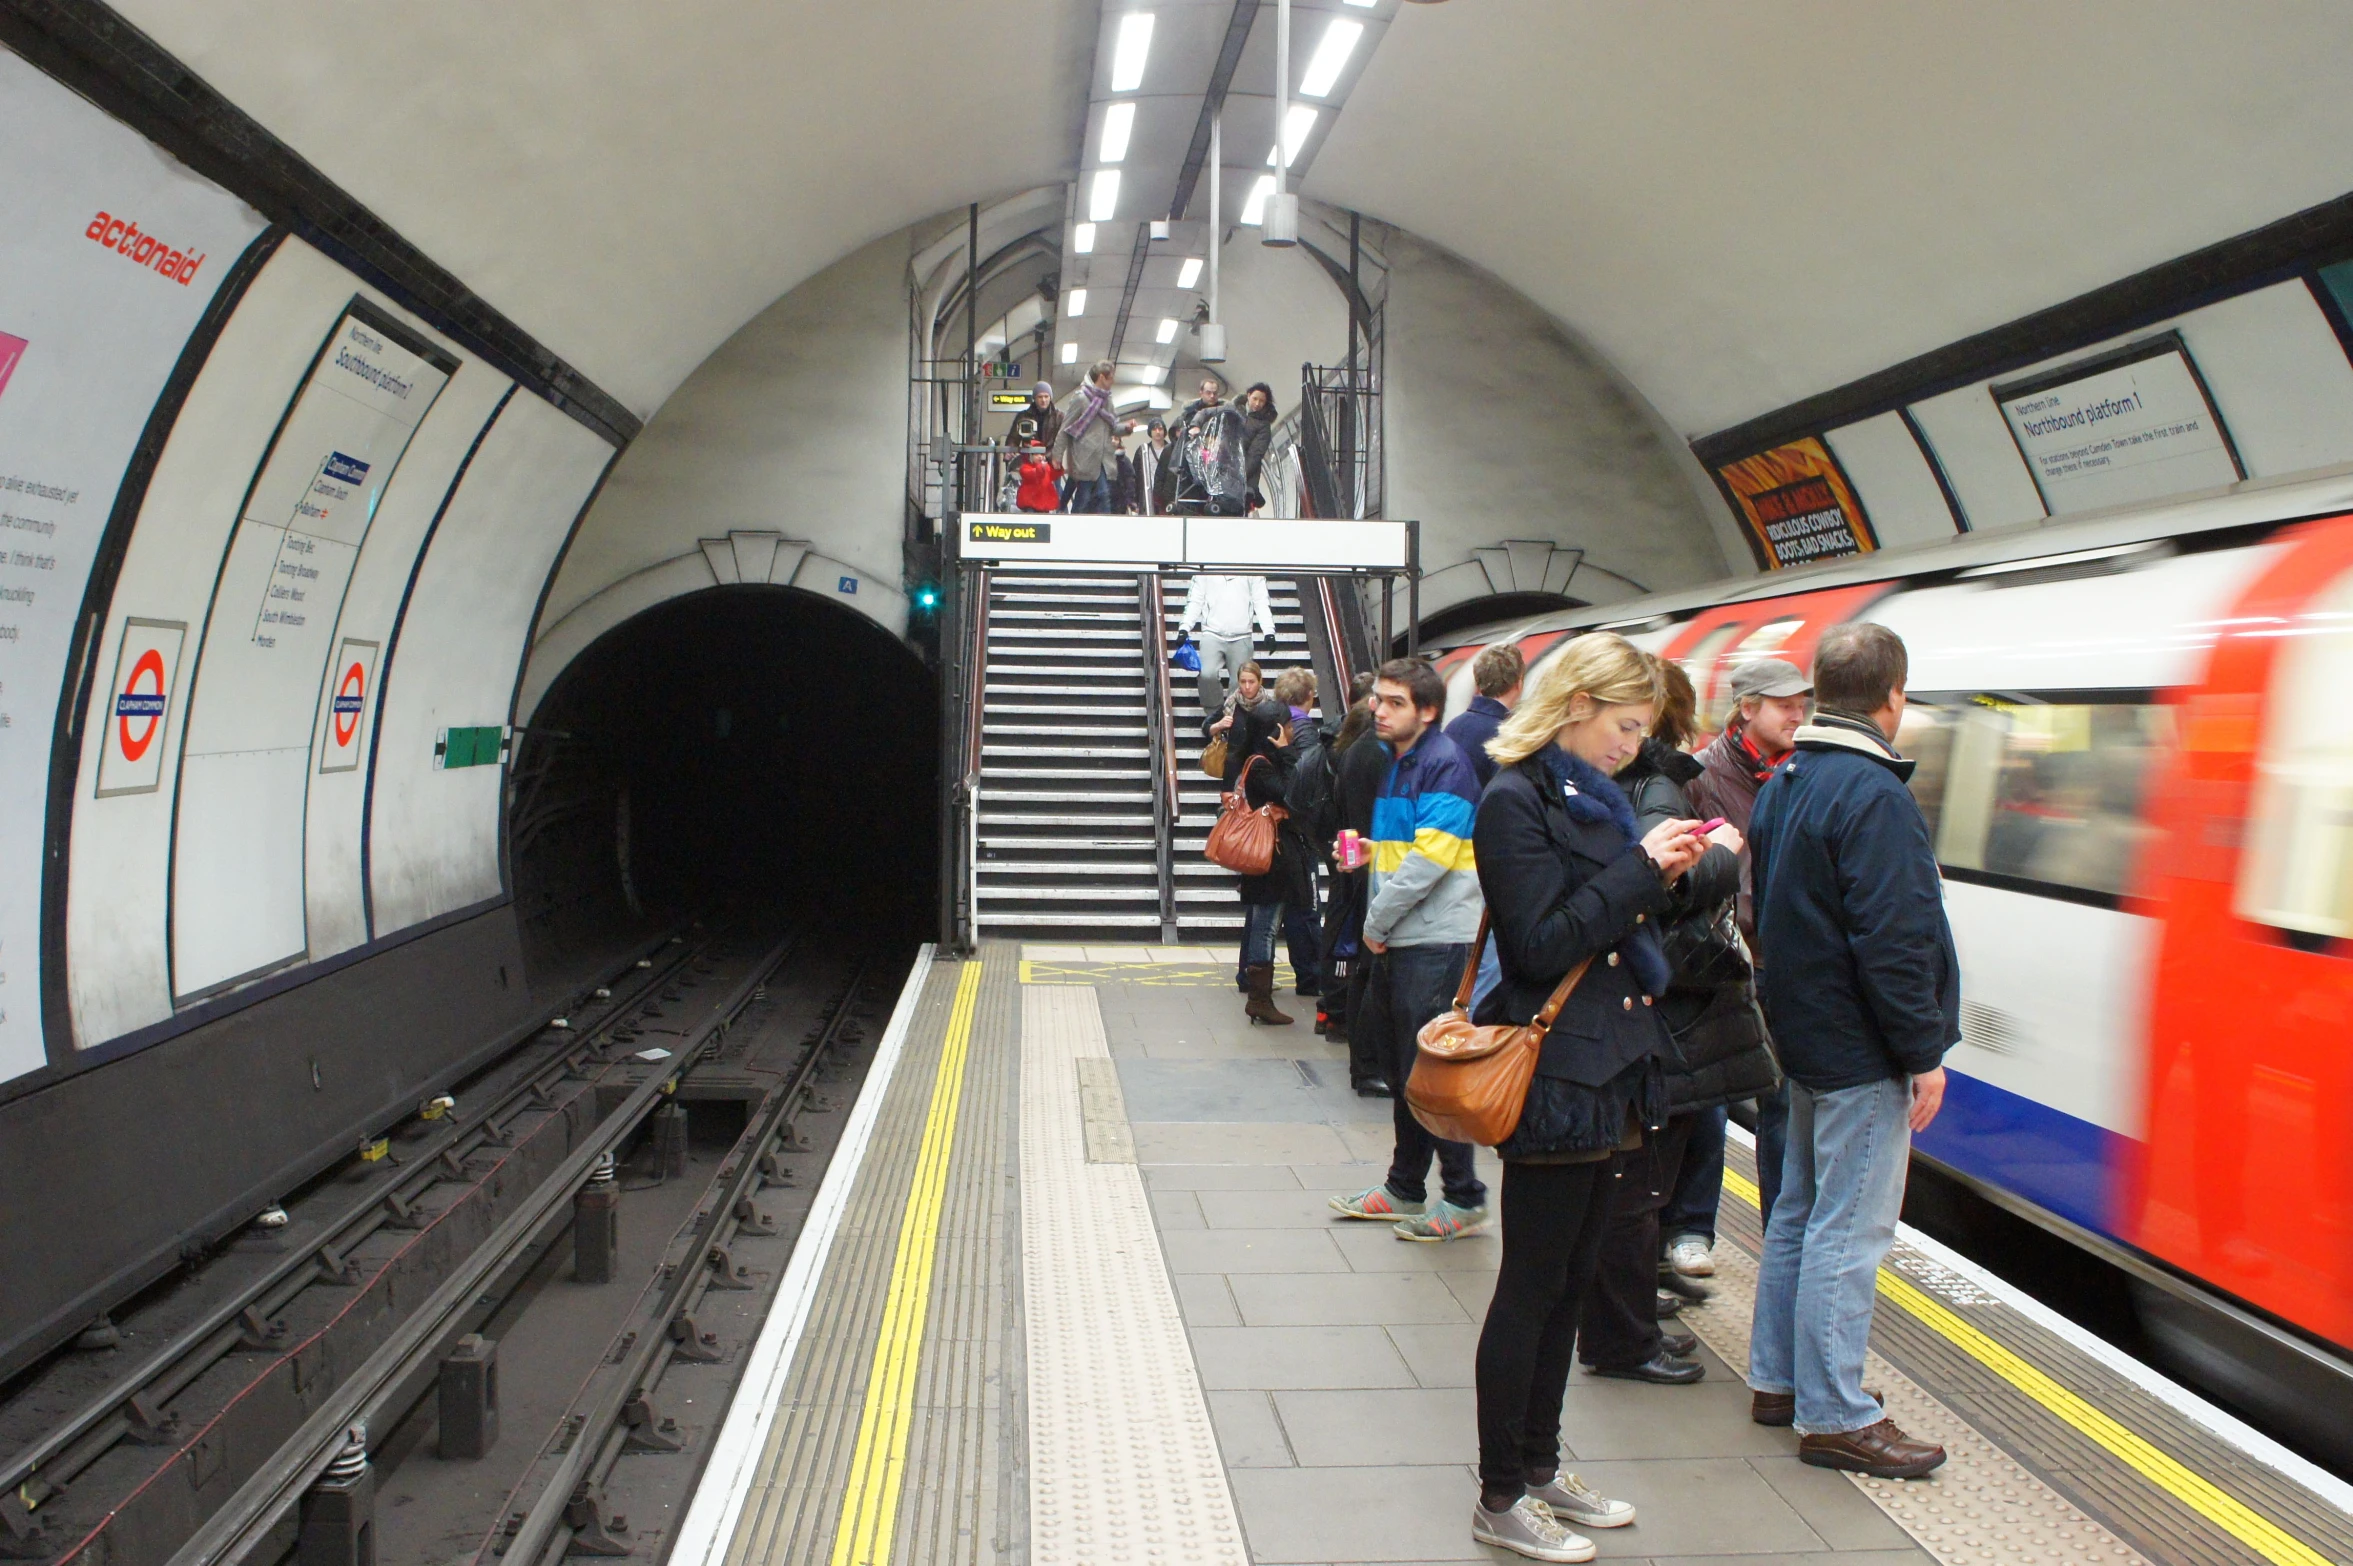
[[1176, 574, 1274, 717]]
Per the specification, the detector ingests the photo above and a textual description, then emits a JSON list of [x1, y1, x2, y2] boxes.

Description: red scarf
[[1728, 719, 1778, 785]]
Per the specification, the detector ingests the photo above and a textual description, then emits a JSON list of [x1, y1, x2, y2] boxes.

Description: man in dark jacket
[[1443, 642, 1523, 789], [1745, 623, 1958, 1480], [1669, 656, 1811, 1285]]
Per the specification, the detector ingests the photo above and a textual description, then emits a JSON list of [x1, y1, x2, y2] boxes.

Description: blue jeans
[[1069, 473, 1115, 513], [1241, 902, 1284, 969], [1753, 1082, 1788, 1234], [1747, 1076, 1913, 1435], [1661, 1103, 1728, 1245]]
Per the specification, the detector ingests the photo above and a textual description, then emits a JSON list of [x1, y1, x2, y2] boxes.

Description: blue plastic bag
[[1170, 637, 1202, 672]]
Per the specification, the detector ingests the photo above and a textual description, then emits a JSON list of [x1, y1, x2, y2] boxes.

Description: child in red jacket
[[1015, 443, 1060, 513]]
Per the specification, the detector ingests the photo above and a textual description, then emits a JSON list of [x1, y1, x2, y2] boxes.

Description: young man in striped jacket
[[1329, 658, 1491, 1241]]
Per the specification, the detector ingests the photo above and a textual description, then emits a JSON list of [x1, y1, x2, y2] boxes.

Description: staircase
[[972, 571, 1161, 938], [1159, 573, 1320, 938], [968, 569, 1326, 942]]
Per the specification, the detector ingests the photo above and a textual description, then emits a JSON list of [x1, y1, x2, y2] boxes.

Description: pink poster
[[0, 332, 24, 404]]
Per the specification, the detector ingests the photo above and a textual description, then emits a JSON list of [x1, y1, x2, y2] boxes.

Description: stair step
[[976, 885, 1162, 902]]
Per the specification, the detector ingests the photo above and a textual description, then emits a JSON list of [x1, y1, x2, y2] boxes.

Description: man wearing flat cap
[[1660, 658, 1813, 1288]]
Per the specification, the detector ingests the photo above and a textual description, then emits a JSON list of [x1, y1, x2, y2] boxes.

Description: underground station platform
[[665, 943, 2353, 1566]]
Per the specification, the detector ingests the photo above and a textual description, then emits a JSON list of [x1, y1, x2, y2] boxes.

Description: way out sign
[[94, 618, 186, 797], [317, 637, 379, 773]]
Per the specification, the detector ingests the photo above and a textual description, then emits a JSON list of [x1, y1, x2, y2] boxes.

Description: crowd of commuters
[[1195, 624, 1958, 1561], [1009, 370, 1280, 516]]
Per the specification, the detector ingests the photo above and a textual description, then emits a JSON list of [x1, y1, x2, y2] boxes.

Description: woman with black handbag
[[1465, 633, 1712, 1562], [1572, 656, 1782, 1386]]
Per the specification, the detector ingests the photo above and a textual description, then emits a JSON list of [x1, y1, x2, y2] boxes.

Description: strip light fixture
[[1099, 100, 1135, 163], [1089, 168, 1121, 221], [1110, 11, 1154, 91], [1176, 256, 1203, 287], [1155, 318, 1179, 344], [1061, 342, 1078, 363], [1300, 20, 1363, 97], [1066, 287, 1087, 316], [1073, 222, 1096, 253], [1264, 105, 1318, 167]]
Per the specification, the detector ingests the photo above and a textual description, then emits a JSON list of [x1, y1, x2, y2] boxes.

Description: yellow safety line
[[1721, 1167, 2333, 1566], [829, 961, 985, 1566]]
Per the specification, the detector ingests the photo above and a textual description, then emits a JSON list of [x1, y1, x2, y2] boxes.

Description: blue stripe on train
[[1911, 1070, 2124, 1237]]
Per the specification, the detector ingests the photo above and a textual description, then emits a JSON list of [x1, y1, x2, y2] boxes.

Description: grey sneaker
[[1528, 1472, 1635, 1530], [1470, 1496, 1594, 1562], [1329, 1184, 1424, 1221], [1392, 1198, 1491, 1241], [1665, 1233, 1716, 1276]]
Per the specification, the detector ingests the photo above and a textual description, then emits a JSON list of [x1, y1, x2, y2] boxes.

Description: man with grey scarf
[[1051, 359, 1134, 514]]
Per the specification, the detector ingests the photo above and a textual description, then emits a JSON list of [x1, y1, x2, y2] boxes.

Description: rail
[[1, 924, 718, 1559], [486, 954, 877, 1566], [161, 925, 818, 1566], [952, 567, 990, 951], [1140, 573, 1180, 940], [1315, 575, 1357, 696]]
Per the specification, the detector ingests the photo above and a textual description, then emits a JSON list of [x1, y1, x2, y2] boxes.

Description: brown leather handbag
[[1405, 914, 1593, 1147], [1198, 733, 1229, 779], [1204, 754, 1286, 876]]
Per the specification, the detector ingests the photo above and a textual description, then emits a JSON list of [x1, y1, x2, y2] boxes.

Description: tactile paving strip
[[1679, 1215, 2152, 1565], [1020, 984, 1249, 1566]]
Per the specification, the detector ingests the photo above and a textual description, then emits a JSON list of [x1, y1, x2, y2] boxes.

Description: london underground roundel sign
[[332, 659, 366, 749], [116, 647, 167, 762]]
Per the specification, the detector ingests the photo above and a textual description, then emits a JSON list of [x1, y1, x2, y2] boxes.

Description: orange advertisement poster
[[1716, 438, 1877, 570]]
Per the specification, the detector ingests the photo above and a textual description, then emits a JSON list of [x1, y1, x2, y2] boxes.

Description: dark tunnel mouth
[[510, 584, 939, 973]]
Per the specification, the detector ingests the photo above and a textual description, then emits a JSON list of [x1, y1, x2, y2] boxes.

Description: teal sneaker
[[1329, 1184, 1424, 1221], [1393, 1199, 1491, 1241]]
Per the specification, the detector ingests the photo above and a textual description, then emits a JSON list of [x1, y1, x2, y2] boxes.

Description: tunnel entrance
[[510, 586, 938, 978]]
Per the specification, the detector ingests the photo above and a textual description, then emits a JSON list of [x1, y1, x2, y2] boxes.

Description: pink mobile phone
[[1696, 817, 1728, 835]]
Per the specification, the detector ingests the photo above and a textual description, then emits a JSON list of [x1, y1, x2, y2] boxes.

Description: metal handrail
[[1316, 576, 1356, 694], [1140, 573, 1180, 939]]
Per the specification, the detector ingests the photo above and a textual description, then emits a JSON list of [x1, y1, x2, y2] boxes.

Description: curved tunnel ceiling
[[1309, 0, 2353, 438], [107, 0, 1098, 417]]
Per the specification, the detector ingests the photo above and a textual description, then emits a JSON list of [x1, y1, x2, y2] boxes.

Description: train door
[[2127, 515, 2353, 1350]]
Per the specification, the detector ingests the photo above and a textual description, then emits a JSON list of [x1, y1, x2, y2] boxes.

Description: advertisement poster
[[1993, 336, 2241, 515], [171, 305, 454, 1000], [1717, 438, 1878, 569], [0, 52, 266, 1080]]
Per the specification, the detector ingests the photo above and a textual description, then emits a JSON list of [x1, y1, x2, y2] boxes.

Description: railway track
[[0, 915, 881, 1566]]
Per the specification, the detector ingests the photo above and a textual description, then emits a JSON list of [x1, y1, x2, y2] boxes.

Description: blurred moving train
[[1433, 472, 2353, 1454]]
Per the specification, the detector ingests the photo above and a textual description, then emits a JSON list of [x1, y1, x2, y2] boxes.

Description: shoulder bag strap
[[1451, 911, 1491, 1011], [1529, 955, 1598, 1036]]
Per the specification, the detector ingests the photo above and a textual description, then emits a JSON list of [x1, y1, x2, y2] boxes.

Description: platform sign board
[[1716, 438, 1877, 570], [962, 513, 1184, 565], [94, 619, 188, 797], [0, 52, 267, 1076], [956, 514, 1408, 571], [1992, 335, 2242, 516], [1186, 517, 1410, 570], [170, 302, 456, 1001], [316, 637, 379, 773]]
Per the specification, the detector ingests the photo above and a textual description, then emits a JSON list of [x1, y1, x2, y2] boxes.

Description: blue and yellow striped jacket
[[1362, 728, 1486, 949]]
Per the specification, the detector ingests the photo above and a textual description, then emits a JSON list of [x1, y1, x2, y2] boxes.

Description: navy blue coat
[[1748, 715, 1961, 1090], [1443, 694, 1510, 788]]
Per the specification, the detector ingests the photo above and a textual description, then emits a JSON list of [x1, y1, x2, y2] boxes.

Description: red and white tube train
[[1431, 472, 2353, 1398]]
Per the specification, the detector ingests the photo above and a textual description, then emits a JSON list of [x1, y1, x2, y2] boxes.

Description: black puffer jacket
[[1616, 739, 1781, 1114]]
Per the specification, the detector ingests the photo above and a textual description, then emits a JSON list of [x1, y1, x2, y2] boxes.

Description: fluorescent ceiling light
[[1155, 318, 1179, 344], [1110, 12, 1154, 91], [1073, 222, 1096, 253], [1139, 363, 1166, 384], [1066, 287, 1087, 316], [1241, 173, 1275, 225], [1060, 342, 1078, 364], [1343, 0, 1375, 7], [1264, 105, 1318, 167], [1176, 256, 1203, 288], [1300, 20, 1364, 97], [1099, 101, 1135, 163], [1089, 168, 1120, 221]]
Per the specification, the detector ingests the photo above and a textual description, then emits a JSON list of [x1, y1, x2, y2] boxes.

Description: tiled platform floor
[[1071, 946, 1937, 1566]]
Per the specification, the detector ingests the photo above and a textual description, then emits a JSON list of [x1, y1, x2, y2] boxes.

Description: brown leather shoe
[[1243, 964, 1293, 1025], [1750, 1388, 1883, 1427], [1798, 1418, 1946, 1478]]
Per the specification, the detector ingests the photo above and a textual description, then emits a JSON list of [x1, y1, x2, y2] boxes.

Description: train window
[[1895, 705, 1955, 845], [2236, 572, 2353, 939], [1928, 698, 2169, 898]]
